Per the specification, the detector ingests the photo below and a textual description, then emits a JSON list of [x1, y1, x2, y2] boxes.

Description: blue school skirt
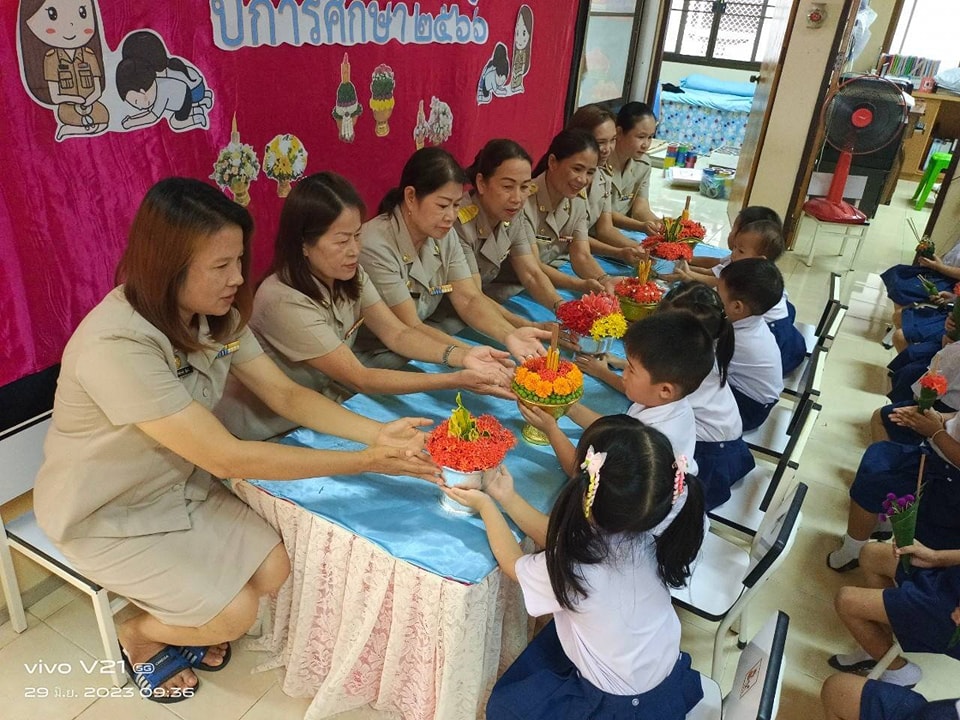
[[884, 565, 960, 661], [859, 681, 931, 720], [879, 400, 955, 445], [767, 317, 806, 376], [694, 438, 756, 510], [887, 342, 942, 404], [901, 306, 948, 345], [851, 443, 960, 550], [881, 264, 953, 306], [486, 621, 704, 720], [729, 386, 776, 432]]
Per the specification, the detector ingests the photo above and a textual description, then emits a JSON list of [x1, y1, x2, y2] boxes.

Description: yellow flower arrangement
[[590, 314, 627, 342]]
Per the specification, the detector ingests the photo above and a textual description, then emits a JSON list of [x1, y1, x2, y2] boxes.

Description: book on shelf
[[876, 53, 941, 80]]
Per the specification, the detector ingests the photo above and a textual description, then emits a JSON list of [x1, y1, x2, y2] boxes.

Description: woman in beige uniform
[[218, 172, 514, 440], [606, 102, 663, 234], [33, 179, 437, 703], [455, 138, 563, 315], [522, 129, 619, 295], [566, 105, 646, 265], [358, 147, 549, 365]]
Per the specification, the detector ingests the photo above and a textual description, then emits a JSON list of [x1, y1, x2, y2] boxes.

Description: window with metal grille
[[663, 0, 774, 69]]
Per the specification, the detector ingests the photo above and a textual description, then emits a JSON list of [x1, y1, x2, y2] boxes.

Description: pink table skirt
[[238, 482, 532, 720]]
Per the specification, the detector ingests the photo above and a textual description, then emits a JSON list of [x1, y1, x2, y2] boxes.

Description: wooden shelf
[[900, 91, 960, 180]]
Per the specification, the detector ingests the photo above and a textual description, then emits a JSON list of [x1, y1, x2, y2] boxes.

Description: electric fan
[[804, 75, 908, 224]]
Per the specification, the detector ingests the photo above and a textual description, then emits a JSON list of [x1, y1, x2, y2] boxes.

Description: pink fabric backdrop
[[0, 1, 578, 386]]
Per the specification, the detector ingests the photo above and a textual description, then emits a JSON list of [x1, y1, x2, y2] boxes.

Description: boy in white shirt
[[718, 258, 785, 431], [519, 312, 715, 477]]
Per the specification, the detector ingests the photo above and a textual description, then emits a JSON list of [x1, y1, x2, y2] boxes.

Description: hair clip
[[673, 455, 687, 504], [581, 445, 608, 519]]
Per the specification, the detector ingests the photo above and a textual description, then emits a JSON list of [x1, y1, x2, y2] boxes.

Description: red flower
[[919, 372, 948, 395], [614, 278, 664, 303], [426, 415, 516, 472], [651, 242, 693, 261]]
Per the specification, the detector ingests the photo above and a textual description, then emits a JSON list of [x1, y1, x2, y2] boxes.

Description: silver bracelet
[[442, 345, 456, 367]]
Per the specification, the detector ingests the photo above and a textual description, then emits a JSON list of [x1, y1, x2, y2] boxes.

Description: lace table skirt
[[238, 482, 531, 720]]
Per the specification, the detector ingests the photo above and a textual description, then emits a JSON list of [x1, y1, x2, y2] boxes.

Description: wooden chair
[[0, 412, 128, 687]]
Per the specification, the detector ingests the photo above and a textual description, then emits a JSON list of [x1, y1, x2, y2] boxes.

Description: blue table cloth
[[249, 240, 728, 584]]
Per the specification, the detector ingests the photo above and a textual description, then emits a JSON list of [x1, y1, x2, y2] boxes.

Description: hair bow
[[673, 455, 687, 504], [581, 445, 607, 519]]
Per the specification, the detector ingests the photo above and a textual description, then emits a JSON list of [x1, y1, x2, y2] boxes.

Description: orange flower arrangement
[[513, 357, 585, 404]]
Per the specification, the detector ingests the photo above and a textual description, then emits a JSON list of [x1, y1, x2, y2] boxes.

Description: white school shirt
[[686, 365, 743, 443], [728, 316, 784, 403], [711, 254, 732, 278], [514, 535, 681, 695], [626, 398, 699, 476], [762, 292, 790, 322], [912, 342, 960, 411]]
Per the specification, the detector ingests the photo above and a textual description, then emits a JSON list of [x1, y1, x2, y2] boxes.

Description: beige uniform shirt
[[521, 173, 591, 267], [34, 287, 262, 542], [358, 208, 473, 321], [217, 270, 382, 440], [606, 155, 652, 215], [585, 167, 614, 233], [453, 193, 533, 285]]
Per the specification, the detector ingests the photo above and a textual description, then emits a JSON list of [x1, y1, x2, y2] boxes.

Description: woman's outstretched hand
[[363, 445, 441, 483], [376, 417, 431, 453]]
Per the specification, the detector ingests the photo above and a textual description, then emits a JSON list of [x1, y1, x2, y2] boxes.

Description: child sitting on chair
[[521, 312, 714, 480], [718, 258, 785, 432], [678, 205, 782, 282], [673, 209, 805, 376], [443, 416, 706, 720], [577, 286, 754, 510]]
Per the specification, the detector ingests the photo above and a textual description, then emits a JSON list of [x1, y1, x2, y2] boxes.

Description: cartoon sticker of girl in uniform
[[510, 5, 533, 93], [477, 42, 510, 105], [18, 0, 110, 141], [120, 31, 213, 113]]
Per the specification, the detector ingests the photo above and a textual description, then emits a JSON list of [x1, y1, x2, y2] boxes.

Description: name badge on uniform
[[174, 355, 193, 378], [214, 340, 241, 359], [429, 283, 454, 296], [344, 316, 365, 339], [535, 234, 552, 246]]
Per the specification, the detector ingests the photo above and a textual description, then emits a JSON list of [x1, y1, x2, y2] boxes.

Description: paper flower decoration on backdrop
[[426, 96, 453, 145], [210, 114, 259, 207], [263, 134, 307, 197], [333, 53, 362, 142], [369, 64, 395, 137]]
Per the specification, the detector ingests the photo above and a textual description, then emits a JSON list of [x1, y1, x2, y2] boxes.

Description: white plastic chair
[[795, 272, 842, 356], [783, 303, 847, 397], [0, 412, 128, 687], [745, 347, 825, 459], [710, 399, 819, 538], [687, 611, 789, 720], [797, 172, 870, 270], [672, 483, 806, 678]]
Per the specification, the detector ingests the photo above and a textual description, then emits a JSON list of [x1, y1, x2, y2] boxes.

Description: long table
[[239, 243, 726, 719]]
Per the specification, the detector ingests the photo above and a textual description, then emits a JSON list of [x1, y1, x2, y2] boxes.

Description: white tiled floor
[[2, 174, 956, 718]]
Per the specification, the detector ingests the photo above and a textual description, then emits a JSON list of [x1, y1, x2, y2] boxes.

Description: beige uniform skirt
[[58, 481, 281, 626]]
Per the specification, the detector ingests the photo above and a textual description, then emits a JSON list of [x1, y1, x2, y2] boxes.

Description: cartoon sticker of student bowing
[[116, 55, 209, 132], [18, 0, 110, 141]]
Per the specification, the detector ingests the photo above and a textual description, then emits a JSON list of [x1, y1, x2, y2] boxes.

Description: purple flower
[[905, 494, 915, 503], [898, 498, 908, 509]]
